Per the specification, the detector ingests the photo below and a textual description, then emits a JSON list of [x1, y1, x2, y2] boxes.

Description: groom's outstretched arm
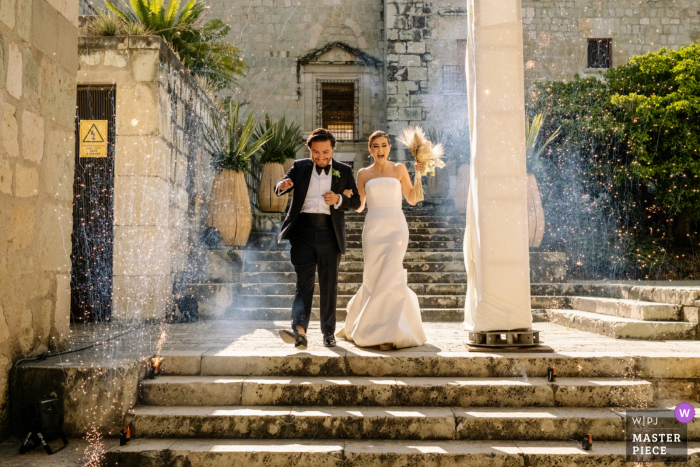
[[275, 163, 296, 196], [336, 169, 361, 211]]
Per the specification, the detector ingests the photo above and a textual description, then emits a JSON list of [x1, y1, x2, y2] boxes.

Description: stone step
[[140, 376, 654, 408], [545, 308, 698, 340], [348, 241, 460, 250], [232, 271, 468, 284], [533, 296, 682, 321], [243, 261, 466, 273], [126, 406, 625, 441], [105, 439, 700, 467], [347, 233, 460, 242], [215, 307, 463, 322], [531, 282, 700, 307], [347, 221, 465, 229], [232, 294, 466, 309], [347, 214, 464, 221], [241, 250, 466, 262], [158, 349, 698, 379], [347, 227, 465, 236], [236, 283, 467, 296]]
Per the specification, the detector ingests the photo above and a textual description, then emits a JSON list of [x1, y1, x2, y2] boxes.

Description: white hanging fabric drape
[[463, 0, 533, 332]]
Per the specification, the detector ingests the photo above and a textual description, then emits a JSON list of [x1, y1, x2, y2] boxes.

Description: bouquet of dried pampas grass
[[397, 126, 446, 203]]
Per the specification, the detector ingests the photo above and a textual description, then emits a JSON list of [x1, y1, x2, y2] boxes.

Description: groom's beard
[[312, 156, 332, 168]]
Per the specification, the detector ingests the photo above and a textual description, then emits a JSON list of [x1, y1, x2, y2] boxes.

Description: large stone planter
[[259, 163, 288, 212], [427, 166, 450, 198], [527, 173, 545, 248], [207, 169, 252, 246], [454, 164, 470, 214], [283, 158, 295, 174]]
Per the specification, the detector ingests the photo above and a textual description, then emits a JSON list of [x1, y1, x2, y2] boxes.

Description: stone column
[[464, 0, 533, 332]]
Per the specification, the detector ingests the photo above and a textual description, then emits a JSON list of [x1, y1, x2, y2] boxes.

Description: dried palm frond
[[396, 125, 446, 175]]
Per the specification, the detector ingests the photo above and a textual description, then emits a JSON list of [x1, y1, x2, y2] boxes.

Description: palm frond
[[164, 0, 181, 25], [104, 0, 137, 22], [526, 112, 561, 159]]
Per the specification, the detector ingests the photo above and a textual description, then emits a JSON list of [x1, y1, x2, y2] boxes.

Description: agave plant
[[87, 9, 123, 36], [105, 0, 245, 90], [212, 101, 272, 173], [526, 112, 561, 159], [282, 121, 305, 161], [255, 115, 301, 165]]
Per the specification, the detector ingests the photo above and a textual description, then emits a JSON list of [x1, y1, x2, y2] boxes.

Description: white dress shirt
[[301, 163, 342, 214]]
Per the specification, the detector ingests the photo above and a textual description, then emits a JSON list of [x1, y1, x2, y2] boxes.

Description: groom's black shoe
[[279, 329, 308, 350], [323, 333, 336, 347]]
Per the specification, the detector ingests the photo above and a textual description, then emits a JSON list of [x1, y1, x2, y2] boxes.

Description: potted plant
[[207, 101, 271, 246], [525, 112, 560, 248], [256, 115, 299, 212], [425, 128, 451, 199]]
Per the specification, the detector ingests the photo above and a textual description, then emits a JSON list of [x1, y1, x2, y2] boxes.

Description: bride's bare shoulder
[[393, 162, 409, 174]]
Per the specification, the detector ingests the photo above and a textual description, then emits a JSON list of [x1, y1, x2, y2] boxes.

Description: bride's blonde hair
[[368, 130, 390, 146]]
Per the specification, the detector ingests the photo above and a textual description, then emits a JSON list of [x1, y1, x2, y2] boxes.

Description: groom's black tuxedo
[[275, 158, 361, 254], [275, 158, 361, 337]]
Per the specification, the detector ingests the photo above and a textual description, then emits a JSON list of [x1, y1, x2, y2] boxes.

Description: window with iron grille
[[442, 65, 467, 92], [317, 80, 359, 140], [587, 38, 612, 68]]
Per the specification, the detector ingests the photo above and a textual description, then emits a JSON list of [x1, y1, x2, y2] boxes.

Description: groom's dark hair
[[307, 128, 337, 150]]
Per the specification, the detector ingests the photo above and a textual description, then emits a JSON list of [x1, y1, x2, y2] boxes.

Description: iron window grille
[[317, 79, 359, 140], [587, 38, 612, 68], [442, 65, 467, 92]]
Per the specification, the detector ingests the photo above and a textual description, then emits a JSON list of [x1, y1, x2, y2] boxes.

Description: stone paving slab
[[127, 405, 632, 441], [546, 308, 697, 340], [2, 437, 699, 466], [101, 439, 700, 467], [140, 375, 653, 408]]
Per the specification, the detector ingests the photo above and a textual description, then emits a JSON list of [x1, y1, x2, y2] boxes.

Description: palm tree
[[105, 0, 245, 90]]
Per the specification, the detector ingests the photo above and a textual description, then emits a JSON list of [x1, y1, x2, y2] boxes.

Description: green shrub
[[106, 0, 245, 90], [529, 44, 700, 279]]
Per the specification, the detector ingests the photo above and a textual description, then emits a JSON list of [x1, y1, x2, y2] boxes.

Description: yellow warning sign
[[79, 120, 108, 158]]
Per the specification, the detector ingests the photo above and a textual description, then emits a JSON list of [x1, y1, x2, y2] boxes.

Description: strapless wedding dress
[[337, 177, 427, 348]]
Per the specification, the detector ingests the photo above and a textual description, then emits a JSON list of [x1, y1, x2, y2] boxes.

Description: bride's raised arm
[[399, 163, 424, 206]]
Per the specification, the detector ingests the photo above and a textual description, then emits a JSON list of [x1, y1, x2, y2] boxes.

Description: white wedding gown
[[337, 177, 427, 348]]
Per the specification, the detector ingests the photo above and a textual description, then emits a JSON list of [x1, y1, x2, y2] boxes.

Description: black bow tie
[[315, 165, 331, 175]]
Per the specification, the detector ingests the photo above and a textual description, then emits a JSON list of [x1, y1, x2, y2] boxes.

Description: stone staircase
[[532, 283, 700, 340], [192, 198, 699, 340], [106, 349, 699, 465], [195, 199, 561, 324]]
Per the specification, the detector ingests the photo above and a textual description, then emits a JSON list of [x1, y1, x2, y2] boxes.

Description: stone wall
[[521, 0, 700, 91], [386, 0, 469, 163], [208, 0, 386, 169], [204, 0, 698, 164], [0, 0, 79, 440], [78, 36, 218, 321]]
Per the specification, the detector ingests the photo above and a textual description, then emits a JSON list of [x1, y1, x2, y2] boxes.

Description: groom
[[274, 128, 361, 349]]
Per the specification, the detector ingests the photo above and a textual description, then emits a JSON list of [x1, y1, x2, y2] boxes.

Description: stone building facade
[[0, 0, 79, 438], [206, 0, 698, 168], [77, 36, 218, 322]]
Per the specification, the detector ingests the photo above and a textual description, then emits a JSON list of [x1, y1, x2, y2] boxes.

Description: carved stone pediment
[[298, 42, 382, 67]]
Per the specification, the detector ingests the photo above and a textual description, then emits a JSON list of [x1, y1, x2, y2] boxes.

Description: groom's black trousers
[[289, 216, 341, 336]]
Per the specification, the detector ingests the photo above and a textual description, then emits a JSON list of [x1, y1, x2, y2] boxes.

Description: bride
[[337, 131, 427, 350]]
